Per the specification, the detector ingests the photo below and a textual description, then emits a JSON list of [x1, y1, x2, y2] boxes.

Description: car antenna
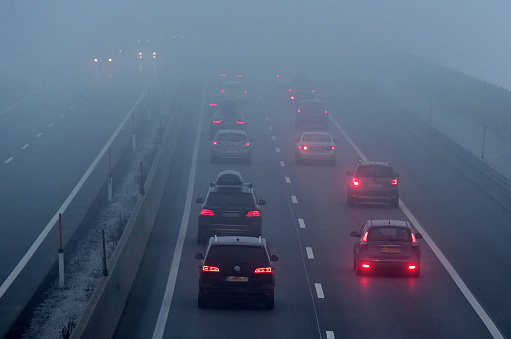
[[388, 210, 392, 225]]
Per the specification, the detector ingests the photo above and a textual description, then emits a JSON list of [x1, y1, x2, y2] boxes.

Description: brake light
[[244, 90, 247, 94], [277, 74, 280, 78], [312, 89, 315, 93], [297, 109, 301, 113], [325, 110, 328, 114], [213, 120, 222, 123], [255, 267, 272, 273], [245, 142, 250, 146], [221, 89, 225, 93], [246, 211, 260, 217], [411, 232, 419, 247], [331, 146, 335, 150], [236, 120, 245, 124], [221, 74, 226, 77], [288, 89, 292, 92], [236, 74, 242, 77], [213, 141, 219, 145], [408, 265, 417, 270], [200, 209, 215, 216], [391, 179, 398, 185], [210, 103, 217, 106], [298, 145, 308, 151], [290, 96, 295, 100], [361, 263, 370, 269], [203, 265, 220, 272], [361, 231, 369, 247], [352, 178, 360, 186]]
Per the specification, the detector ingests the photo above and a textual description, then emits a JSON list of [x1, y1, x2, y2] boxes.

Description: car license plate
[[381, 247, 400, 253], [222, 212, 239, 217], [226, 276, 248, 282], [367, 183, 383, 188]]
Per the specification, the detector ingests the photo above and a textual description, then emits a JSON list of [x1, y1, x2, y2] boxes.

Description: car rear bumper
[[198, 222, 262, 239], [348, 189, 399, 201], [296, 151, 335, 162], [199, 285, 274, 299]]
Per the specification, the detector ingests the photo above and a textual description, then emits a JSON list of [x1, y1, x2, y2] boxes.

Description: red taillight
[[352, 178, 360, 186], [361, 263, 370, 269], [408, 265, 417, 270], [255, 267, 272, 273], [245, 142, 250, 146], [361, 231, 369, 247], [331, 146, 335, 150], [290, 96, 295, 100], [213, 120, 222, 123], [201, 209, 215, 216], [277, 74, 280, 78], [325, 110, 328, 114], [221, 89, 225, 93], [391, 179, 398, 185], [411, 232, 419, 247], [236, 120, 245, 124], [210, 103, 217, 106], [221, 74, 226, 77], [236, 74, 242, 77], [312, 89, 315, 93], [298, 145, 308, 151], [288, 89, 292, 92], [297, 109, 301, 113], [244, 90, 247, 94], [246, 211, 260, 217], [213, 141, 219, 145], [203, 265, 220, 272]]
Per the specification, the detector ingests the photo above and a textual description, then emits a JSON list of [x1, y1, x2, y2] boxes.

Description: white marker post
[[108, 149, 113, 201], [58, 213, 65, 289], [132, 113, 136, 151]]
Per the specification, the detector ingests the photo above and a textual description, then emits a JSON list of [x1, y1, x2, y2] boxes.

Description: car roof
[[357, 161, 393, 167], [209, 235, 267, 246], [301, 131, 331, 137], [367, 220, 411, 228], [215, 129, 247, 136]]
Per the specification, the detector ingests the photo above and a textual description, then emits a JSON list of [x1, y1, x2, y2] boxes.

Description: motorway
[[0, 65, 156, 334], [111, 74, 511, 339]]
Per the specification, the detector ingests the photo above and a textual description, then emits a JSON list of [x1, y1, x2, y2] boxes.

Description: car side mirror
[[195, 197, 203, 203], [271, 254, 278, 262], [345, 171, 352, 176], [414, 233, 423, 240], [259, 199, 266, 205], [350, 231, 359, 237], [395, 172, 400, 178], [195, 253, 204, 260]]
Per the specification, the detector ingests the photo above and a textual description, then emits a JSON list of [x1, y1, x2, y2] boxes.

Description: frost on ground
[[19, 118, 161, 339]]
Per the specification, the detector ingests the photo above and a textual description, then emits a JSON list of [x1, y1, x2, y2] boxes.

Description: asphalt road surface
[[114, 76, 510, 338]]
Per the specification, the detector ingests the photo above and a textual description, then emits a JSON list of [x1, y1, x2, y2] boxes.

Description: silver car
[[211, 129, 252, 164], [295, 131, 336, 165]]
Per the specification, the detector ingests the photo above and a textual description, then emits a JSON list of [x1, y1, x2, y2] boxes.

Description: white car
[[295, 131, 336, 165]]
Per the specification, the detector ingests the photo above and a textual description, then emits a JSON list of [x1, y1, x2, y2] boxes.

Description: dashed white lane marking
[[48, 123, 55, 128], [291, 195, 298, 204], [298, 218, 306, 228], [69, 106, 74, 110], [59, 114, 65, 118], [265, 116, 269, 121], [285, 176, 291, 183], [314, 283, 325, 299], [271, 136, 276, 140], [21, 144, 29, 150], [36, 133, 43, 138], [269, 125, 273, 130], [276, 147, 280, 153], [330, 115, 504, 339], [326, 331, 335, 339], [280, 160, 285, 167], [306, 247, 314, 259], [5, 157, 13, 164]]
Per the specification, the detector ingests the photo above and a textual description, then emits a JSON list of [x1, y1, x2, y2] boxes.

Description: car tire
[[198, 292, 207, 308], [264, 295, 274, 310]]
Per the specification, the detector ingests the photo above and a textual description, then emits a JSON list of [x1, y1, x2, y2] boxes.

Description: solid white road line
[[276, 147, 280, 153], [298, 218, 306, 228], [0, 79, 154, 300], [269, 125, 273, 130], [0, 84, 50, 117], [326, 331, 335, 339], [5, 158, 13, 164], [314, 283, 324, 298], [21, 144, 29, 150], [306, 247, 314, 259], [48, 123, 55, 128], [291, 195, 298, 204], [285, 176, 291, 183], [152, 91, 204, 339], [330, 115, 504, 339], [280, 160, 285, 167], [36, 133, 43, 138]]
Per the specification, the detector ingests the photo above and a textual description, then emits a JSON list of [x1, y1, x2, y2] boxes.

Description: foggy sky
[[2, 1, 511, 89]]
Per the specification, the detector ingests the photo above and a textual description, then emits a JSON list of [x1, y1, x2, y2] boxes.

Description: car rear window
[[206, 191, 255, 208], [303, 133, 331, 142], [355, 165, 395, 178], [300, 102, 324, 110], [206, 245, 268, 266], [216, 133, 247, 142], [368, 227, 411, 242], [224, 83, 245, 91]]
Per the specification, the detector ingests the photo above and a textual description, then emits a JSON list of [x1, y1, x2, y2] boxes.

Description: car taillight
[[391, 179, 398, 185], [352, 178, 360, 186], [408, 265, 417, 270], [221, 89, 225, 93], [236, 74, 242, 77], [244, 90, 247, 94], [411, 232, 418, 247], [325, 110, 328, 114], [221, 74, 226, 77], [203, 265, 220, 272], [361, 231, 369, 247], [255, 267, 272, 273], [277, 74, 280, 78], [288, 89, 292, 92], [213, 120, 222, 124], [246, 211, 260, 217], [290, 96, 295, 100], [297, 109, 301, 113], [245, 142, 250, 147], [331, 146, 335, 150], [361, 263, 370, 269], [213, 141, 219, 145], [298, 145, 308, 151], [201, 209, 215, 216], [210, 103, 217, 106], [236, 120, 245, 124], [312, 89, 315, 93]]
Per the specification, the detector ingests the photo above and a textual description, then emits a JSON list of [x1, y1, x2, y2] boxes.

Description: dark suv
[[345, 161, 400, 208], [196, 171, 266, 244], [195, 236, 278, 309], [209, 99, 246, 138], [295, 100, 328, 129]]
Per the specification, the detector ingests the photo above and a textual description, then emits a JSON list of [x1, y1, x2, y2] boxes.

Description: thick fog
[[2, 1, 511, 89]]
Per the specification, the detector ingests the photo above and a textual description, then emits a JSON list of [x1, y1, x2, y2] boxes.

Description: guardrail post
[[108, 149, 113, 201], [139, 162, 145, 195], [102, 230, 108, 276], [58, 213, 65, 289]]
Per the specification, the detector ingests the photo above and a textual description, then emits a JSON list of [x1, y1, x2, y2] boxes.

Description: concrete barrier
[[70, 100, 183, 339]]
